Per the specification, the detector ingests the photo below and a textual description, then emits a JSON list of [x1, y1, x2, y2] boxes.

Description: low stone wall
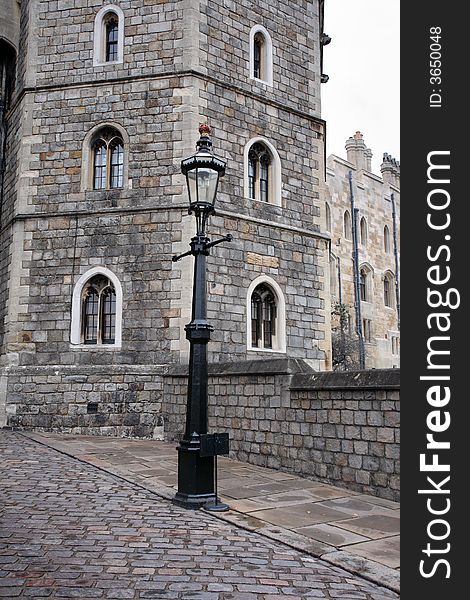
[[2, 365, 165, 438], [163, 360, 400, 501], [289, 370, 400, 500]]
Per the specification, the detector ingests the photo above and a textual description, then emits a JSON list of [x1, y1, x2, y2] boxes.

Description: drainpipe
[[337, 256, 343, 307], [391, 192, 400, 330], [349, 171, 366, 369]]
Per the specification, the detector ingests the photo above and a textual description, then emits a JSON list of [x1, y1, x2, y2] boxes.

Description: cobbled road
[[0, 431, 398, 599]]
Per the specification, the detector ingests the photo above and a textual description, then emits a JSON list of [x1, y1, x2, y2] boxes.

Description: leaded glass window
[[253, 34, 262, 79], [360, 269, 368, 302], [250, 284, 277, 349], [384, 275, 393, 307], [248, 143, 272, 202], [91, 128, 124, 190], [105, 15, 119, 62], [93, 142, 107, 190], [81, 276, 117, 345], [110, 141, 124, 189], [83, 288, 99, 344]]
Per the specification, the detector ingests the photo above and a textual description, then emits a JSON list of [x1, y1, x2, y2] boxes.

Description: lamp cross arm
[[172, 249, 193, 263], [205, 234, 233, 250]]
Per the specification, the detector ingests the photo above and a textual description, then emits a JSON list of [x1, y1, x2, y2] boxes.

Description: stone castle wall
[[4, 364, 165, 438], [163, 360, 400, 501], [1, 0, 330, 429]]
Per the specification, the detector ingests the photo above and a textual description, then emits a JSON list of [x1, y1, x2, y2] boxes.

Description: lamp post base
[[173, 443, 215, 509], [203, 500, 230, 512]]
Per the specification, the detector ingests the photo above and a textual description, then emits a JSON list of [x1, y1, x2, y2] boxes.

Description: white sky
[[321, 0, 400, 174]]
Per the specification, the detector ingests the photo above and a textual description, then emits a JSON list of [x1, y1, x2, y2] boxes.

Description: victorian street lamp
[[172, 124, 232, 509]]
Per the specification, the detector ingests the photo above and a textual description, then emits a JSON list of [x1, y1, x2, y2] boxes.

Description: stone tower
[[0, 0, 329, 434], [325, 133, 400, 370]]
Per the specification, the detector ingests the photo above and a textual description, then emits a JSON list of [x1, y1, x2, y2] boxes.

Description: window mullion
[[106, 143, 111, 190], [258, 300, 263, 347], [97, 292, 102, 345]]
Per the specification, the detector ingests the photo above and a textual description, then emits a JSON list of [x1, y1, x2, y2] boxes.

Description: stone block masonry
[[163, 360, 400, 501], [1, 1, 332, 435], [4, 365, 165, 438]]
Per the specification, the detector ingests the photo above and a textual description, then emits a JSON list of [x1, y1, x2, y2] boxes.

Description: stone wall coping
[[164, 358, 315, 378], [290, 369, 400, 391], [0, 364, 168, 376]]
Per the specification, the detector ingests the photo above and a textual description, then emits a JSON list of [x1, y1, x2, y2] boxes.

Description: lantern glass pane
[[186, 170, 199, 204], [196, 167, 219, 205]]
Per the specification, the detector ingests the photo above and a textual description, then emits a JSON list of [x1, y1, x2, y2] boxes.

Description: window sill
[[93, 60, 124, 67], [248, 347, 287, 354], [70, 344, 121, 351], [246, 196, 282, 208], [250, 76, 273, 87]]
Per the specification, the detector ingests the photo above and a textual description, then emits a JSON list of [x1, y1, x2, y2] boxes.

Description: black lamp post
[[172, 124, 232, 509]]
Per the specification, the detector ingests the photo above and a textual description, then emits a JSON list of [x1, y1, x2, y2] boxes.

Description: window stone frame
[[81, 122, 130, 192], [246, 275, 286, 353], [93, 4, 125, 67], [71, 266, 123, 349], [359, 263, 374, 303], [249, 25, 273, 86], [343, 210, 352, 240], [244, 137, 282, 207], [384, 224, 391, 253], [383, 270, 395, 309]]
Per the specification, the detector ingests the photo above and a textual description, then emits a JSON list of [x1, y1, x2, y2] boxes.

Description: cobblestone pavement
[[0, 431, 398, 599]]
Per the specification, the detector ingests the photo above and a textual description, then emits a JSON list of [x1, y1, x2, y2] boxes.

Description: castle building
[[325, 132, 400, 370], [0, 0, 332, 434]]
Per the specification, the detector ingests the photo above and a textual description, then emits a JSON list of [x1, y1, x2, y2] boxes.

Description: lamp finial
[[199, 123, 211, 137]]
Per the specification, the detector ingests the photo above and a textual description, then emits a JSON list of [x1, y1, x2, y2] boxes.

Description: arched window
[[102, 287, 117, 344], [253, 34, 263, 79], [248, 143, 271, 202], [251, 285, 276, 349], [325, 202, 332, 232], [359, 265, 372, 302], [81, 122, 129, 192], [360, 217, 367, 245], [247, 276, 286, 352], [83, 287, 99, 344], [71, 267, 123, 348], [93, 5, 125, 66], [329, 254, 338, 296], [91, 127, 124, 190], [360, 269, 367, 302], [245, 138, 281, 206], [105, 13, 119, 62], [249, 26, 273, 85], [81, 275, 117, 345], [344, 210, 352, 240], [384, 272, 395, 308], [384, 225, 391, 253]]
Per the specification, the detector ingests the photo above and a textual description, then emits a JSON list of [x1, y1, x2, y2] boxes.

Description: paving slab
[[295, 524, 371, 547], [20, 431, 400, 593], [353, 495, 401, 511], [229, 489, 331, 511], [333, 515, 400, 540], [249, 503, 352, 528], [344, 536, 400, 569], [222, 481, 298, 499], [317, 498, 399, 518]]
